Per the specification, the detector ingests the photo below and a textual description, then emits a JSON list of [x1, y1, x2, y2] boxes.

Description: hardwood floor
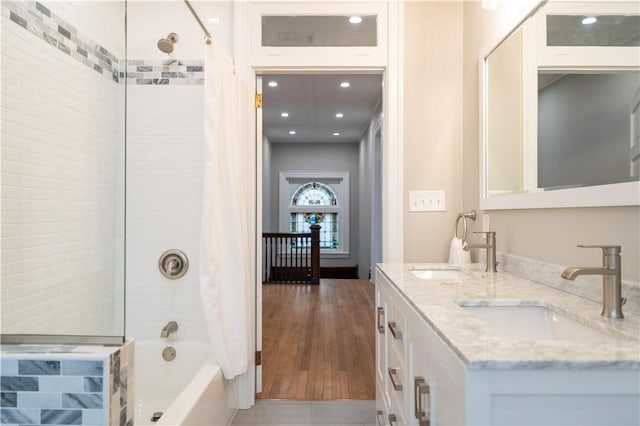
[[259, 279, 376, 400]]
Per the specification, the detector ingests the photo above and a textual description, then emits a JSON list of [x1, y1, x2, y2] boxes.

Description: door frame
[[234, 1, 404, 408]]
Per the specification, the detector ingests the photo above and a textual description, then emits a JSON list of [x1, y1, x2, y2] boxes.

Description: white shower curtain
[[200, 40, 250, 380]]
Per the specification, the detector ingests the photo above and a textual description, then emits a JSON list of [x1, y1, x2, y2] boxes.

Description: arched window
[[290, 181, 339, 250], [280, 172, 349, 255], [290, 181, 337, 206]]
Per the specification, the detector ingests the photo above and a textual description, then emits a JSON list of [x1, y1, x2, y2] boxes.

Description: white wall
[[267, 142, 360, 268], [358, 135, 372, 278], [358, 110, 382, 279], [125, 0, 233, 341], [462, 0, 640, 282], [402, 1, 464, 263], [0, 1, 125, 335], [262, 134, 272, 232]]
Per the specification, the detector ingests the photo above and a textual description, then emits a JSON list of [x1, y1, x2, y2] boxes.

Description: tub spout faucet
[[463, 231, 497, 273], [161, 321, 179, 338], [561, 245, 624, 320]]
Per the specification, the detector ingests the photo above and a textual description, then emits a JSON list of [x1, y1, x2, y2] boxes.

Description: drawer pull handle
[[388, 367, 403, 391], [388, 413, 397, 426], [376, 409, 385, 426], [414, 376, 431, 426], [377, 307, 385, 334], [388, 321, 403, 340]]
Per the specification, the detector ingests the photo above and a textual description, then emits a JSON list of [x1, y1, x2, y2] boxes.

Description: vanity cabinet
[[375, 265, 640, 426], [376, 269, 465, 425]]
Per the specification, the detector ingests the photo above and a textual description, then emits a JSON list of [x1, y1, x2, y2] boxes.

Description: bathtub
[[134, 340, 235, 426]]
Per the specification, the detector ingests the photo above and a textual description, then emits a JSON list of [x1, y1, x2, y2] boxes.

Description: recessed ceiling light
[[340, 81, 350, 88], [289, 130, 296, 135], [268, 81, 278, 88], [206, 16, 221, 24], [349, 16, 362, 24], [333, 132, 341, 136], [335, 113, 344, 118], [582, 16, 597, 25], [281, 112, 289, 118]]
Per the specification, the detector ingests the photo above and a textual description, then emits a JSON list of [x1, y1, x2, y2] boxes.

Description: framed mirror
[[480, 0, 640, 210]]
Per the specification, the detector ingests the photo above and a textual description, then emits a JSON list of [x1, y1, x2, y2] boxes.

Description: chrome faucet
[[464, 231, 497, 272], [160, 321, 179, 338], [561, 245, 624, 319]]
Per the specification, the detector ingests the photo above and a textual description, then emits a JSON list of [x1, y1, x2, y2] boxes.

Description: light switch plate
[[409, 190, 446, 212]]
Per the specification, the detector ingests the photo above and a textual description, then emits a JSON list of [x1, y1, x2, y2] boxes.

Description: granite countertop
[[377, 263, 640, 370]]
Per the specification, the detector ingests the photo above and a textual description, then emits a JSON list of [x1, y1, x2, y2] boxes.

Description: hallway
[[259, 279, 376, 400]]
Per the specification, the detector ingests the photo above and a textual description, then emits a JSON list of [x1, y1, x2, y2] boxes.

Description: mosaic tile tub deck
[[0, 341, 133, 426]]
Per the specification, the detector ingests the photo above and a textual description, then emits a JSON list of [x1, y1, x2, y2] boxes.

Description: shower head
[[157, 32, 178, 54]]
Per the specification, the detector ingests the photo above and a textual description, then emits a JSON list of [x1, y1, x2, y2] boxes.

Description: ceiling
[[262, 74, 383, 144]]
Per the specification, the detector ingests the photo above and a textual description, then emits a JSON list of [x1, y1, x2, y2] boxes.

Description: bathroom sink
[[410, 267, 469, 280], [460, 303, 621, 342]]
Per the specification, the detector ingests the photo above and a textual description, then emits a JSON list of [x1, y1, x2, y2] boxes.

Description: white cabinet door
[[409, 309, 433, 426], [406, 297, 467, 426]]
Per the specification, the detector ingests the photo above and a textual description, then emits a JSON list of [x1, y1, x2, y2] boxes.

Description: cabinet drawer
[[387, 382, 409, 426], [387, 298, 407, 362], [387, 341, 411, 422]]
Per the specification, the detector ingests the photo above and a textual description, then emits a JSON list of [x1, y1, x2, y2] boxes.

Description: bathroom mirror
[[480, 0, 640, 209]]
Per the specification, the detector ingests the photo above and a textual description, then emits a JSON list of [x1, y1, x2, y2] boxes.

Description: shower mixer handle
[[159, 249, 189, 279]]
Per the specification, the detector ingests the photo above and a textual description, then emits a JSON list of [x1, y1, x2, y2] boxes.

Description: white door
[[255, 75, 263, 393], [372, 115, 383, 277]]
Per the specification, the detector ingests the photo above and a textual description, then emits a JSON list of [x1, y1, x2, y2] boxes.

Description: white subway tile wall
[[0, 1, 126, 335], [125, 85, 208, 340], [124, 1, 233, 342]]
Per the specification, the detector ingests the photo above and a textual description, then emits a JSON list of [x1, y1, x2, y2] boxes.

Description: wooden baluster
[[274, 236, 279, 283], [286, 235, 292, 283], [304, 235, 309, 283], [262, 232, 315, 284], [263, 236, 267, 283], [268, 235, 272, 283], [296, 237, 307, 283]]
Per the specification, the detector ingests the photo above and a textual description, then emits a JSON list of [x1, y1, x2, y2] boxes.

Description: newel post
[[310, 225, 321, 284]]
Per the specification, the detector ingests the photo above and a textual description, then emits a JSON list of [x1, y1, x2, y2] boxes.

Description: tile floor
[[231, 400, 376, 425]]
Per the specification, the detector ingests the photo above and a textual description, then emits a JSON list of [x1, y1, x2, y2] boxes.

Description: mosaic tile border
[[0, 340, 134, 426], [0, 357, 106, 425], [1, 1, 122, 84], [126, 60, 205, 85]]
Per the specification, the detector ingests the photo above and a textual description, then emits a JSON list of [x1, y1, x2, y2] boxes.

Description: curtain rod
[[184, 0, 213, 44]]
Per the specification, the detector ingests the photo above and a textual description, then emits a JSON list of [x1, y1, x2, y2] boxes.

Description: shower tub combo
[[134, 340, 235, 426]]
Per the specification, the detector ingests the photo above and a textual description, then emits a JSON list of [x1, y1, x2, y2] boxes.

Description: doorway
[[257, 73, 383, 400]]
